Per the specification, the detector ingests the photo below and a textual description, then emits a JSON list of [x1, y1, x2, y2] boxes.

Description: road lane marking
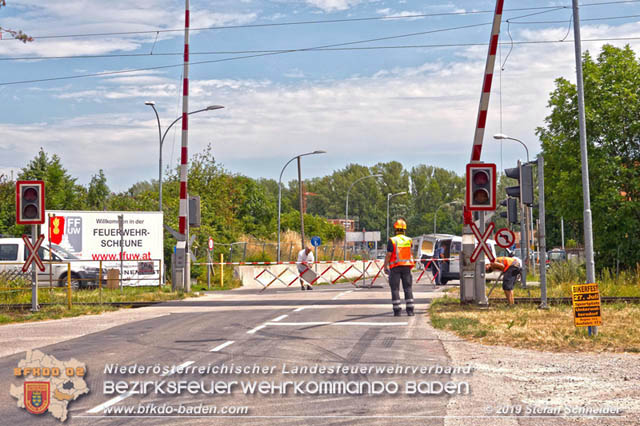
[[87, 360, 194, 414], [210, 340, 235, 352], [266, 322, 408, 326], [293, 307, 307, 312], [271, 314, 288, 322], [332, 290, 353, 300], [247, 324, 267, 334]]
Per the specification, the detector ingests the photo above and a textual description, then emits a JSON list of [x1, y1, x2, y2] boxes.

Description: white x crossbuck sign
[[470, 222, 496, 263], [22, 234, 45, 273]]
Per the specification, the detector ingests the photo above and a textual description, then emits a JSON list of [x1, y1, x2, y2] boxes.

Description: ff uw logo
[[10, 350, 89, 422], [49, 216, 82, 253]]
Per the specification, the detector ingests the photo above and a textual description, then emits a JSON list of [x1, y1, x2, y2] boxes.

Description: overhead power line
[[0, 0, 637, 41], [2, 12, 640, 62], [1, 35, 639, 87]]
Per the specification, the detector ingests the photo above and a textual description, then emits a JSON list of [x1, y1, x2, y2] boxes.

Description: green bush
[[547, 260, 586, 286]]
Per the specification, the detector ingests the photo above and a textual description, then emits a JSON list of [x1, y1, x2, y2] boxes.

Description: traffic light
[[466, 163, 496, 211], [504, 161, 534, 206], [500, 198, 519, 224], [16, 180, 45, 225]]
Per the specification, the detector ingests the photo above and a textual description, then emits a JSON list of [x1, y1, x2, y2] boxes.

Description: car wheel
[[58, 273, 83, 289]]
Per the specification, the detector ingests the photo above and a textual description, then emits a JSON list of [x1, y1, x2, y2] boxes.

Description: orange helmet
[[393, 219, 407, 230]]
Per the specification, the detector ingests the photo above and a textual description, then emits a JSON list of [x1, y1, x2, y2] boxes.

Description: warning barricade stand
[[195, 260, 385, 292]]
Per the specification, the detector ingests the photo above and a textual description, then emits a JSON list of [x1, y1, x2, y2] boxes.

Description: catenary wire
[[3, 11, 640, 62], [1, 36, 639, 87], [0, 0, 637, 41]]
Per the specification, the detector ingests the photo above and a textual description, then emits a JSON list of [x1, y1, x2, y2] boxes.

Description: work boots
[[406, 307, 415, 316], [393, 309, 402, 317]]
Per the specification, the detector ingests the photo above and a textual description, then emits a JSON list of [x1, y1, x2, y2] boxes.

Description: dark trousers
[[389, 266, 414, 312]]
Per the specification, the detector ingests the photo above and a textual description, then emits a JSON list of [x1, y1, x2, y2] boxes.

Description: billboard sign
[[44, 211, 163, 286]]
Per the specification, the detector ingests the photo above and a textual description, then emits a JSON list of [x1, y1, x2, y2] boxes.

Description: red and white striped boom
[[179, 0, 190, 235], [470, 0, 504, 162]]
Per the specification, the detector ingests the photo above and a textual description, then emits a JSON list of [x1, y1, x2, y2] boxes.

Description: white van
[[0, 238, 105, 288], [430, 235, 500, 284]]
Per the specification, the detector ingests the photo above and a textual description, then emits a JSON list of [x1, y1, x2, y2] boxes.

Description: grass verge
[[0, 285, 194, 325], [429, 296, 640, 353]]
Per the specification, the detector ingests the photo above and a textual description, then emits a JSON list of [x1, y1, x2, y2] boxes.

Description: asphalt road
[[2, 280, 458, 425]]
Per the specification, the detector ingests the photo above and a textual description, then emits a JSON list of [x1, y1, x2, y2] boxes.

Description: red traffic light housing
[[466, 163, 496, 211], [16, 180, 45, 225]]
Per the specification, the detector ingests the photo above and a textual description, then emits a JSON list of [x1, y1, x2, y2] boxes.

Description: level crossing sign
[[22, 234, 45, 272], [470, 222, 496, 263]]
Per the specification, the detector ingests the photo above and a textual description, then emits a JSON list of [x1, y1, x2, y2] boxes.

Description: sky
[[1, 0, 639, 191]]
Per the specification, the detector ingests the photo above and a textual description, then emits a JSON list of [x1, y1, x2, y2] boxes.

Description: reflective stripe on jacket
[[389, 234, 415, 268], [496, 256, 520, 272]]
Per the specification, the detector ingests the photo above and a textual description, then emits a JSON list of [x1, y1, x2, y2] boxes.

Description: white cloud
[[304, 0, 363, 13], [2, 20, 640, 189]]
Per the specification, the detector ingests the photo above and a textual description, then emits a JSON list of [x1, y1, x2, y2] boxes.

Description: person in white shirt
[[297, 247, 315, 290]]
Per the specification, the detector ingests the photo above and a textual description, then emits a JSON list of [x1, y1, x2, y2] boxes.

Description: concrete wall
[[234, 260, 385, 289]]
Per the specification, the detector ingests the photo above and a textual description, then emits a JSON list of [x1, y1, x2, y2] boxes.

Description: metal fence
[[0, 259, 162, 309]]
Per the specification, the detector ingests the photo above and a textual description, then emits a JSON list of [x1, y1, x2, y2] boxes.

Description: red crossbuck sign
[[470, 222, 496, 263], [22, 234, 45, 272]]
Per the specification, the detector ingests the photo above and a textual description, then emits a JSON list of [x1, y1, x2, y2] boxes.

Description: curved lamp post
[[344, 174, 383, 260], [145, 102, 224, 211], [493, 133, 534, 268], [433, 200, 463, 234], [386, 191, 407, 243], [277, 150, 326, 262]]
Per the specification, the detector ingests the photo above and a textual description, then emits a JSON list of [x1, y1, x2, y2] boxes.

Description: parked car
[[0, 238, 106, 288]]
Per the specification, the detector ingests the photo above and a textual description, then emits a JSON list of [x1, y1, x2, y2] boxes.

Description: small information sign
[[571, 283, 602, 327]]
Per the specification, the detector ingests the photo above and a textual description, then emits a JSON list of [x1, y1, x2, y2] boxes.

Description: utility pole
[[297, 157, 305, 250], [538, 155, 548, 309], [572, 0, 597, 334]]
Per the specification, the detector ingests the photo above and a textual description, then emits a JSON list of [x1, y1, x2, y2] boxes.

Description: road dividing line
[[210, 340, 235, 352], [247, 324, 267, 334], [271, 314, 288, 322], [266, 322, 408, 327], [87, 360, 194, 414], [293, 306, 309, 312], [332, 290, 353, 300]]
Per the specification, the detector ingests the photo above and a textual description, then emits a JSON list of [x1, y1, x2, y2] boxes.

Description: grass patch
[[429, 296, 640, 353], [0, 285, 194, 324]]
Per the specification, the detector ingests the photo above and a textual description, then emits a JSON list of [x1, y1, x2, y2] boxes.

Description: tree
[[0, 1, 33, 42], [87, 170, 110, 210], [537, 44, 640, 270], [19, 149, 85, 210]]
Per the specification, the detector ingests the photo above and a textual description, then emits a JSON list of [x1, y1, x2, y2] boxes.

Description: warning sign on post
[[571, 283, 602, 327]]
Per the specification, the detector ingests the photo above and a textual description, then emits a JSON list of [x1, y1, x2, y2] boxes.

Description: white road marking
[[332, 290, 353, 300], [293, 307, 307, 312], [247, 324, 267, 334], [271, 314, 288, 322], [266, 322, 408, 326], [210, 340, 235, 352], [87, 360, 194, 414]]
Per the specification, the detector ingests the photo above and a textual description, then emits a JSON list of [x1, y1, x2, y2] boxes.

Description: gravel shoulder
[[433, 325, 640, 425]]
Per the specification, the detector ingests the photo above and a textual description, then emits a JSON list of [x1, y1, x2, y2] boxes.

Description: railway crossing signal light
[[504, 161, 534, 206], [466, 163, 496, 211], [499, 198, 519, 224], [16, 181, 45, 225]]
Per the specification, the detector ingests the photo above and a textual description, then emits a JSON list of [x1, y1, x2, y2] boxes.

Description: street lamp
[[344, 174, 383, 260], [493, 133, 530, 162], [386, 191, 407, 243], [493, 133, 534, 268], [145, 102, 224, 211], [434, 200, 462, 234], [277, 150, 326, 262]]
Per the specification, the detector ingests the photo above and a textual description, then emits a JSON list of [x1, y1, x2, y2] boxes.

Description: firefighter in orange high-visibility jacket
[[383, 218, 415, 316]]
